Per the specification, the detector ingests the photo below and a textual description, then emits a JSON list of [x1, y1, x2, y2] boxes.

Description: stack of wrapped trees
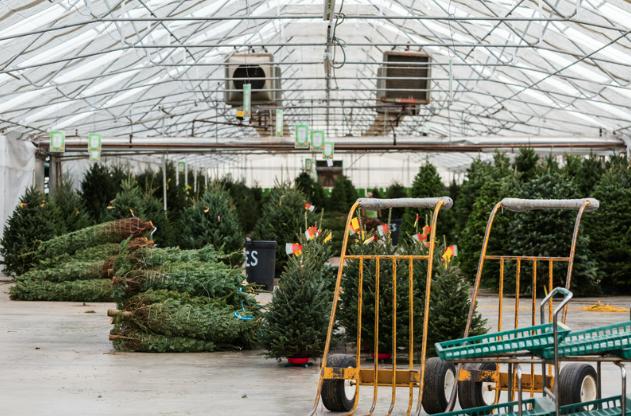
[[10, 218, 154, 302], [108, 245, 259, 353]]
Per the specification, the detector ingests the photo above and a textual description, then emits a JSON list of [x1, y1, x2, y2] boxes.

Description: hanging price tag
[[49, 130, 65, 153], [310, 130, 325, 151], [275, 109, 284, 137], [87, 133, 101, 161], [243, 83, 252, 121], [322, 141, 334, 159], [295, 124, 309, 149]]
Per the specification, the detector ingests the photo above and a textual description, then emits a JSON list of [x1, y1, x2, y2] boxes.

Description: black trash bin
[[244, 240, 277, 290], [390, 218, 403, 246]]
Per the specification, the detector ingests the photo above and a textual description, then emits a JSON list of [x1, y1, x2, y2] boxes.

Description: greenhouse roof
[[0, 0, 630, 145]]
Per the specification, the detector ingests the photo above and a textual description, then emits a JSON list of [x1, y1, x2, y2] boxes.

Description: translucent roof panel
[[0, 0, 628, 144]]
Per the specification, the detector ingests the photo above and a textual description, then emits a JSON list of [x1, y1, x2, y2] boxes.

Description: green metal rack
[[542, 321, 631, 359], [436, 323, 571, 361], [557, 395, 631, 415]]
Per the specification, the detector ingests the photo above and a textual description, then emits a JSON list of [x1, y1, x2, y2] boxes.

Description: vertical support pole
[[49, 153, 62, 195], [406, 256, 415, 415], [531, 259, 537, 398], [162, 154, 167, 212], [368, 257, 381, 415], [387, 259, 398, 416]]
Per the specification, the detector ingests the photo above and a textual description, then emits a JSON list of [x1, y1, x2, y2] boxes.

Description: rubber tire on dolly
[[321, 354, 357, 412], [422, 357, 457, 414], [458, 362, 498, 410], [558, 363, 598, 407]]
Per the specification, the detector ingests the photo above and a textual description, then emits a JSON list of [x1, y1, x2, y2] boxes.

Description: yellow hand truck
[[452, 198, 600, 411], [310, 197, 453, 415]]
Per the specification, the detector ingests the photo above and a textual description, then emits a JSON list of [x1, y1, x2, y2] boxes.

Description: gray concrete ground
[[0, 279, 628, 415]]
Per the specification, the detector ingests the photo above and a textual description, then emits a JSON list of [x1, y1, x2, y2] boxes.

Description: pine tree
[[453, 159, 495, 238], [585, 163, 631, 293], [50, 177, 92, 233], [562, 155, 605, 196], [0, 187, 59, 276], [80, 163, 128, 222], [428, 257, 487, 353], [328, 175, 358, 213], [509, 172, 600, 295], [178, 186, 244, 253], [295, 172, 327, 210], [401, 163, 446, 235], [219, 176, 262, 234], [514, 148, 539, 182], [254, 185, 316, 274], [259, 236, 335, 359], [384, 182, 408, 219]]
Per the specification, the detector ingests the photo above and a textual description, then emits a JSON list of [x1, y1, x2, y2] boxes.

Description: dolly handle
[[540, 287, 573, 324], [357, 197, 453, 210], [500, 198, 599, 212]]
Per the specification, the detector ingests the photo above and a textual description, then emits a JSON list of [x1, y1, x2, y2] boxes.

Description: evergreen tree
[[254, 185, 316, 274], [428, 257, 487, 353], [259, 236, 335, 359], [453, 159, 495, 238], [401, 163, 446, 235], [328, 175, 358, 213], [80, 163, 128, 222], [384, 182, 408, 219], [178, 186, 243, 253], [295, 172, 327, 209], [514, 148, 539, 182], [0, 187, 59, 276], [586, 163, 631, 293], [562, 155, 605, 196], [509, 172, 600, 295], [50, 177, 92, 233], [219, 176, 262, 234], [369, 187, 383, 198]]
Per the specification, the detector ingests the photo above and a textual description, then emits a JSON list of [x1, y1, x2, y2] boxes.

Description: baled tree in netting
[[428, 250, 486, 354], [401, 163, 446, 235], [177, 186, 243, 252], [218, 176, 262, 234], [295, 172, 327, 210], [50, 177, 92, 234], [80, 163, 129, 222], [0, 187, 59, 276], [508, 171, 599, 295], [259, 235, 335, 360], [586, 163, 631, 293], [254, 185, 316, 274], [327, 175, 358, 213]]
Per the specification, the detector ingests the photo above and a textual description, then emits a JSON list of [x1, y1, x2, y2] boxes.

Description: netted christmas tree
[[585, 162, 631, 293], [177, 186, 243, 252], [254, 184, 315, 274], [259, 234, 335, 359], [50, 177, 92, 234], [10, 278, 113, 302], [0, 187, 59, 276]]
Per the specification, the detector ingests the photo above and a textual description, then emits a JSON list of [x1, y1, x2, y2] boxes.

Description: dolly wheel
[[558, 363, 598, 407], [458, 362, 498, 410], [422, 357, 457, 414], [321, 354, 357, 412]]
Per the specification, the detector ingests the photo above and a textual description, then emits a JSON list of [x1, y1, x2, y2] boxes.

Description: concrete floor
[[0, 279, 629, 416]]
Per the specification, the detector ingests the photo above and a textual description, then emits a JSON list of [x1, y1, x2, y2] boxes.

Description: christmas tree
[[384, 182, 408, 219], [586, 163, 631, 293], [178, 186, 243, 253], [514, 148, 539, 182], [218, 176, 262, 234], [254, 185, 315, 274], [328, 175, 358, 213], [259, 235, 335, 359], [0, 187, 59, 276], [295, 172, 327, 210], [80, 163, 129, 222], [401, 163, 446, 235], [50, 177, 92, 234]]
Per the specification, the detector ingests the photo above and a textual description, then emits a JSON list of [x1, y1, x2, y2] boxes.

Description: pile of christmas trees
[[108, 244, 259, 353], [10, 217, 154, 302]]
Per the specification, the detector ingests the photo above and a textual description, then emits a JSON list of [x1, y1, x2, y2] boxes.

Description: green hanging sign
[[87, 133, 102, 161], [275, 109, 284, 137], [178, 160, 186, 173], [49, 130, 65, 153], [294, 124, 309, 149], [243, 83, 252, 120], [304, 158, 314, 172], [310, 130, 325, 151], [322, 141, 334, 159]]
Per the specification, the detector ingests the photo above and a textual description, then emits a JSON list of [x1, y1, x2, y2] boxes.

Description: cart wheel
[[422, 357, 457, 414], [321, 354, 357, 412], [458, 362, 498, 410], [558, 363, 598, 407]]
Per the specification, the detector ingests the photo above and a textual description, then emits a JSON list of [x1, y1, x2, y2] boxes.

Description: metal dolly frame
[[310, 197, 453, 415]]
